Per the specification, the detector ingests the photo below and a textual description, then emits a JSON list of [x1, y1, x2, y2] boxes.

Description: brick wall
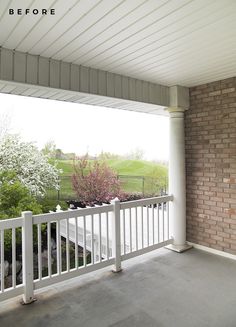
[[185, 77, 236, 254]]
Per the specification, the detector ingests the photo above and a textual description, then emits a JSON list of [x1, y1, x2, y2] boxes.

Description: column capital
[[166, 106, 185, 117], [169, 85, 189, 110], [167, 106, 186, 113]]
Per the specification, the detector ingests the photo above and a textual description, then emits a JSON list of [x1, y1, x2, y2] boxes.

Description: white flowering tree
[[0, 134, 61, 197], [0, 111, 11, 140]]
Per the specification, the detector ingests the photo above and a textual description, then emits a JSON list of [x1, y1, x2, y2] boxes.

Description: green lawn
[[47, 159, 168, 200], [56, 160, 74, 175], [57, 159, 167, 178], [105, 159, 167, 177]]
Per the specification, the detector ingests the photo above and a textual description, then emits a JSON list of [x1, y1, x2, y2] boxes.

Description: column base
[[165, 243, 193, 253], [112, 267, 122, 273], [21, 297, 37, 305]]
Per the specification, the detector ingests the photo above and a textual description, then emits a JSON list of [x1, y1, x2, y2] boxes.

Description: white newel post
[[111, 198, 122, 272], [22, 211, 35, 304], [166, 107, 192, 253]]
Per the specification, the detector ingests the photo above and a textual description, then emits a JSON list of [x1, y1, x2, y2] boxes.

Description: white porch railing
[[0, 195, 173, 303]]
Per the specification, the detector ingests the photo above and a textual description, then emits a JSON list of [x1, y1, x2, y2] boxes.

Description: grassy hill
[[106, 159, 167, 178], [48, 159, 168, 200], [57, 159, 167, 178]]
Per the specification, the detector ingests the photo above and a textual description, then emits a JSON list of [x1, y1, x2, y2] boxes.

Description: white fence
[[0, 195, 173, 303]]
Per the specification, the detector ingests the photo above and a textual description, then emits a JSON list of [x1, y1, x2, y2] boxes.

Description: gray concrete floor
[[1, 248, 236, 327]]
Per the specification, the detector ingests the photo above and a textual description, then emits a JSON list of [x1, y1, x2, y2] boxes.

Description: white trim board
[[187, 242, 236, 261]]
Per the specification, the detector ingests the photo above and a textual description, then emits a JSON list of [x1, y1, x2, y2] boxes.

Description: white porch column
[[165, 86, 192, 253]]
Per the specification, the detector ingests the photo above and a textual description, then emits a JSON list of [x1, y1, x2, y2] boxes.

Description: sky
[[0, 93, 169, 161]]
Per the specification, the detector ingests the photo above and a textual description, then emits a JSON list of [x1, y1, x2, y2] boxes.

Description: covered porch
[[0, 0, 236, 325]]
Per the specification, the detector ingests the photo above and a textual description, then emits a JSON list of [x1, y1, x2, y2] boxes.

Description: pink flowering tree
[[72, 156, 123, 205]]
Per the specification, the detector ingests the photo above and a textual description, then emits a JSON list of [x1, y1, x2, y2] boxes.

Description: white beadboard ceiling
[[0, 0, 236, 87]]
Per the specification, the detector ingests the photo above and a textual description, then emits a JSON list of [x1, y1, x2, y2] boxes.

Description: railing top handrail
[[33, 203, 113, 224], [0, 216, 23, 230], [0, 195, 173, 228], [120, 194, 173, 209]]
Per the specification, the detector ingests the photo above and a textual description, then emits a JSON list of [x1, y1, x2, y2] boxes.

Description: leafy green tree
[[55, 148, 64, 159], [42, 140, 57, 158], [125, 147, 145, 160], [98, 151, 121, 160], [0, 171, 42, 219], [0, 171, 43, 260]]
